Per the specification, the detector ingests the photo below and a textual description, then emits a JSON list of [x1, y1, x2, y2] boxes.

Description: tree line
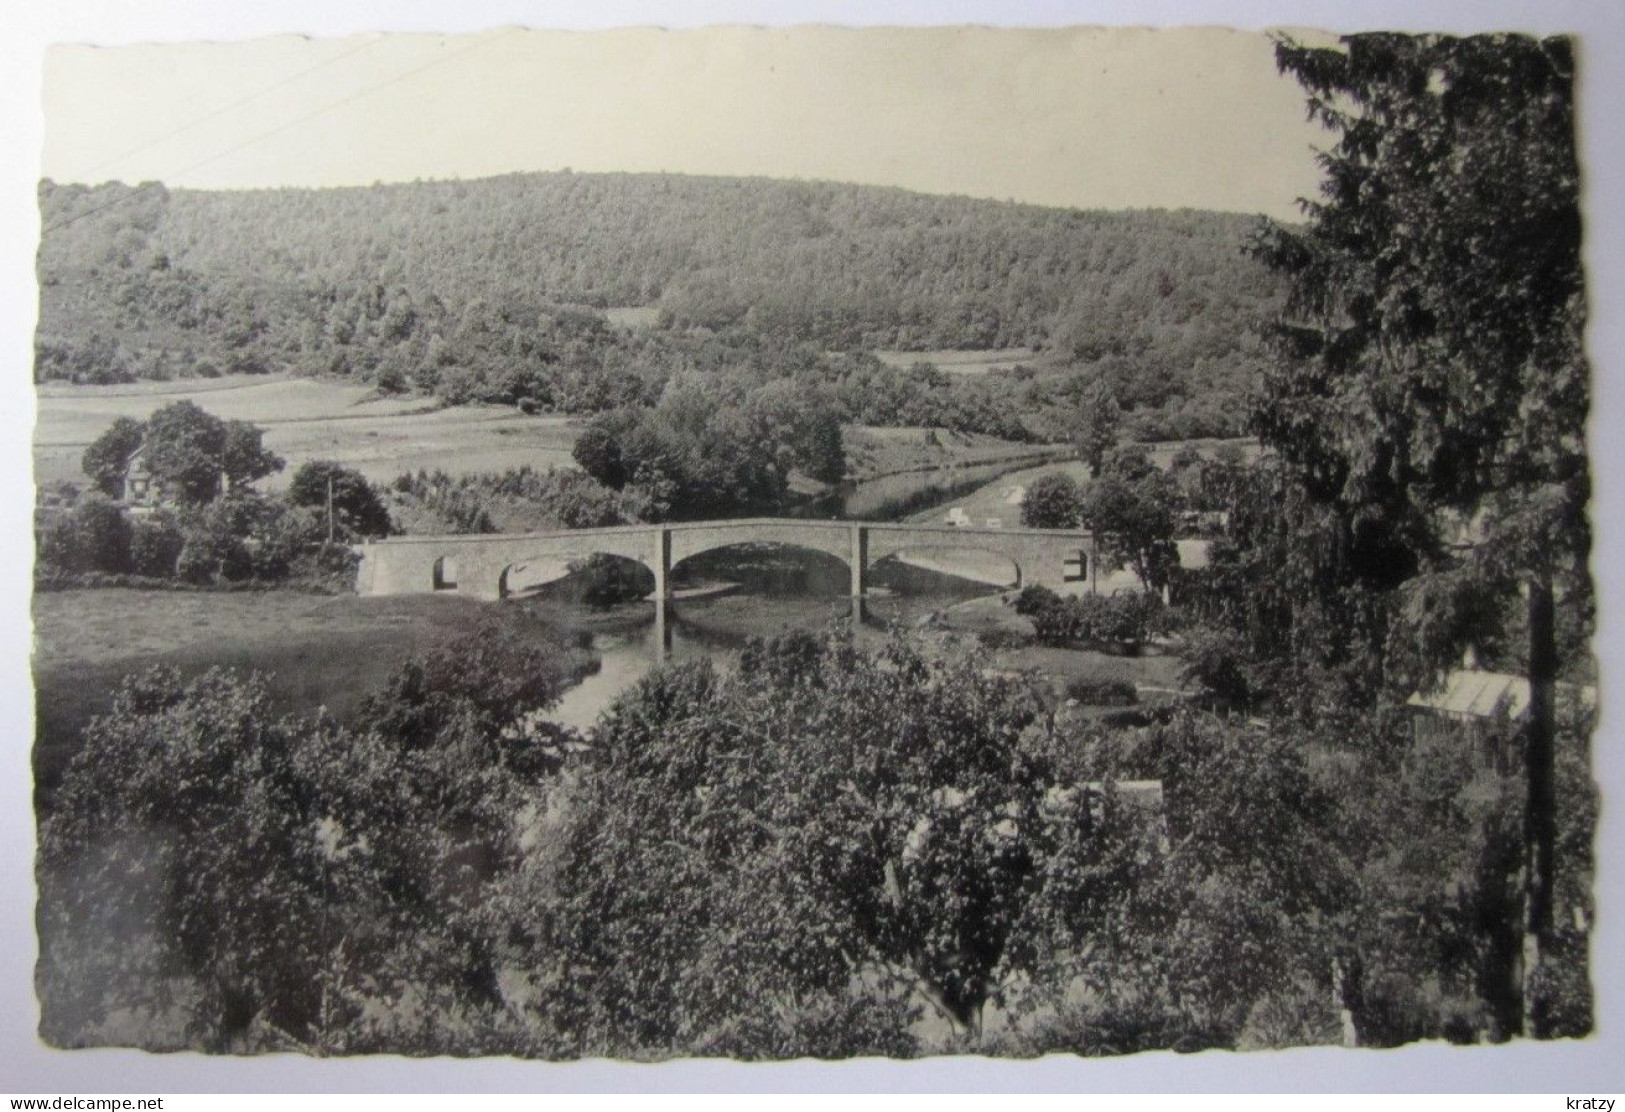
[[37, 171, 1283, 440], [39, 400, 391, 589]]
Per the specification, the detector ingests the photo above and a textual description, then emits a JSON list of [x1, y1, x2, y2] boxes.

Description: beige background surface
[[7, 0, 1625, 1096]]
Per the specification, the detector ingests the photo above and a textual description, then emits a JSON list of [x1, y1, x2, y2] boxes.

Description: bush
[[128, 512, 184, 578], [1010, 585, 1164, 650], [1020, 472, 1084, 528], [1066, 677, 1138, 706], [176, 530, 250, 584], [1179, 625, 1260, 712], [38, 494, 132, 575]]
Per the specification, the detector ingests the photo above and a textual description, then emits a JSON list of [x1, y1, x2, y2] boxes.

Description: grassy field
[[905, 458, 1093, 529], [30, 589, 584, 805], [903, 439, 1261, 529], [35, 376, 1065, 495], [843, 425, 1063, 482], [34, 375, 584, 489]]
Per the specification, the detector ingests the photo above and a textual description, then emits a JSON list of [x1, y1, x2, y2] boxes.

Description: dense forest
[[36, 173, 1284, 440]]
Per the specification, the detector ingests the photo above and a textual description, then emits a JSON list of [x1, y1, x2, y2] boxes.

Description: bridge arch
[[668, 539, 853, 597], [498, 551, 657, 601], [432, 555, 459, 591], [665, 521, 853, 570]]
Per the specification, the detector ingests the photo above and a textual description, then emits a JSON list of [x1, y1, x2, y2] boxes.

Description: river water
[[534, 550, 1010, 732], [529, 458, 1049, 731]]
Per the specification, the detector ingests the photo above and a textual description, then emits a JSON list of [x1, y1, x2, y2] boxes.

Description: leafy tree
[[570, 411, 636, 489], [1254, 32, 1589, 1033], [745, 378, 846, 484], [37, 493, 131, 575], [80, 416, 145, 499], [142, 400, 230, 505], [1020, 472, 1084, 529], [221, 419, 285, 490], [38, 622, 593, 1054], [38, 668, 325, 1050], [521, 629, 1147, 1049], [1073, 382, 1121, 478], [286, 460, 393, 539], [1117, 711, 1356, 1042], [1081, 469, 1179, 592]]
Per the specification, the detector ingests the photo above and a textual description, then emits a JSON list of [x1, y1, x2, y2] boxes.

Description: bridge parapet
[[354, 518, 1099, 600]]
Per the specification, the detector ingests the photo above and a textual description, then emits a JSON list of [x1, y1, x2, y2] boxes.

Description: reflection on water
[[801, 456, 1054, 521], [532, 447, 1055, 732], [535, 550, 1004, 733]]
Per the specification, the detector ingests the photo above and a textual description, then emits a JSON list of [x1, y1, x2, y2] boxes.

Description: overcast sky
[[42, 25, 1334, 220]]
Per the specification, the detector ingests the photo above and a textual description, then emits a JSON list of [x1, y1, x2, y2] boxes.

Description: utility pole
[[327, 474, 336, 544], [1521, 573, 1557, 1037]]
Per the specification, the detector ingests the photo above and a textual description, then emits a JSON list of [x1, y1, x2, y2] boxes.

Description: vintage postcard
[[19, 10, 1606, 1084]]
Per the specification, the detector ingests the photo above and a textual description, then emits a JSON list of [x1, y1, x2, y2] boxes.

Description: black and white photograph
[[8, 0, 1623, 1090]]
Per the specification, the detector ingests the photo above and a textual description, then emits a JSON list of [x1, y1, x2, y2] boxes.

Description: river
[[529, 458, 1052, 731]]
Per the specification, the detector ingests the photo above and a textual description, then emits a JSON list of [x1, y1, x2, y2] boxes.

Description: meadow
[[34, 375, 584, 490], [905, 439, 1259, 530], [35, 373, 1058, 496], [30, 588, 585, 805]]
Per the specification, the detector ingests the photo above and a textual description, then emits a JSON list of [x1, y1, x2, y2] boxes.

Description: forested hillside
[[36, 173, 1285, 439]]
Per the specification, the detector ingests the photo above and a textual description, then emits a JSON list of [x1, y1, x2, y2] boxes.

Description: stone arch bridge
[[354, 519, 1100, 601]]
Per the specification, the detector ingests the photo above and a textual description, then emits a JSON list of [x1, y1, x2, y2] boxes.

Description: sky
[[41, 25, 1335, 221]]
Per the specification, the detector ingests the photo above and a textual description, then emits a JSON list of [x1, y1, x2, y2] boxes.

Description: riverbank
[[31, 589, 594, 804]]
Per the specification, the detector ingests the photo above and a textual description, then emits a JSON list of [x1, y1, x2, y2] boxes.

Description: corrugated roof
[[1407, 669, 1596, 720]]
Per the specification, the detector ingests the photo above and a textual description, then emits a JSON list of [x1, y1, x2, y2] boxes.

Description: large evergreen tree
[[1253, 31, 1589, 1036]]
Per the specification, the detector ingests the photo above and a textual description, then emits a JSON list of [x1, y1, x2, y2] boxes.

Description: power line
[[69, 34, 387, 183], [43, 28, 517, 236]]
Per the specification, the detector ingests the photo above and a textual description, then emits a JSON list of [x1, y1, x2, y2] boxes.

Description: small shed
[[1406, 668, 1595, 770]]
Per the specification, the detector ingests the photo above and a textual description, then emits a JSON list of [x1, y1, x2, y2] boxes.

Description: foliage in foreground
[[1011, 585, 1167, 652], [35, 622, 1593, 1057]]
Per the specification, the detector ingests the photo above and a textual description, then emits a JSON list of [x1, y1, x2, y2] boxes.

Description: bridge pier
[[849, 524, 868, 600], [849, 524, 869, 629], [652, 597, 672, 662], [650, 526, 672, 601]]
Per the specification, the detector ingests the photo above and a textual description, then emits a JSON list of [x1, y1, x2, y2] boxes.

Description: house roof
[[1175, 538, 1211, 570], [1407, 669, 1596, 720]]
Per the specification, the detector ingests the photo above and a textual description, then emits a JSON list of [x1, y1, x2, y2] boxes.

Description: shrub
[[1020, 472, 1084, 529], [1179, 625, 1260, 712], [1011, 586, 1164, 650], [1066, 677, 1138, 706], [38, 494, 132, 575], [128, 512, 184, 578]]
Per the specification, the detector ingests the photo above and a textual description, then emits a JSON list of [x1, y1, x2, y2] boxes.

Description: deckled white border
[[4, 0, 1622, 1094]]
